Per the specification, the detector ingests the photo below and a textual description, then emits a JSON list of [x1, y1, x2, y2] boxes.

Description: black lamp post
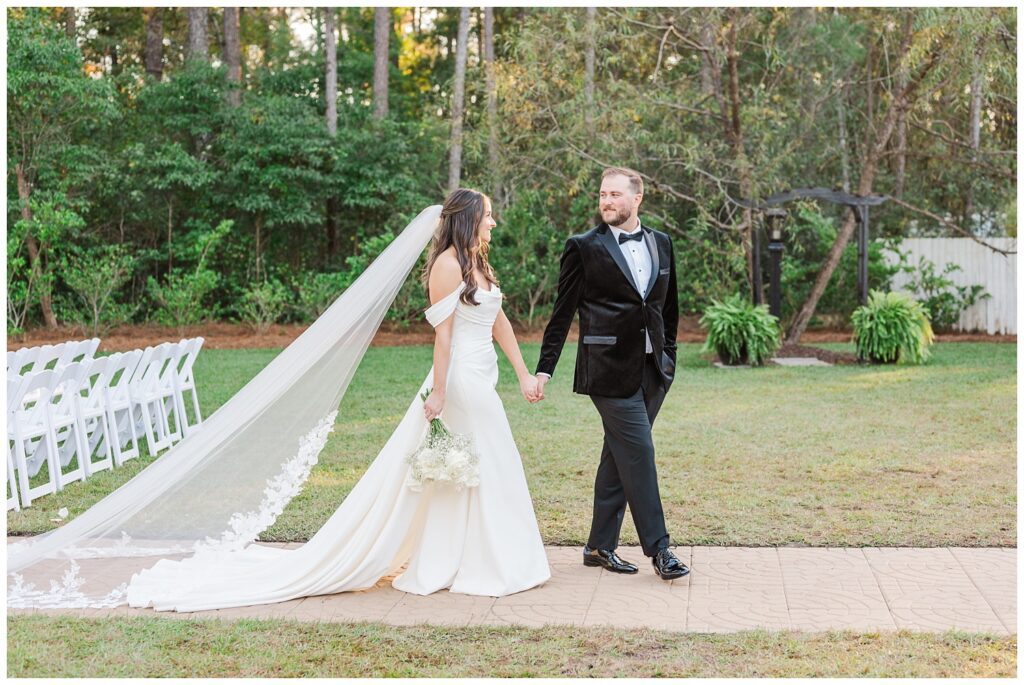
[[765, 208, 787, 319]]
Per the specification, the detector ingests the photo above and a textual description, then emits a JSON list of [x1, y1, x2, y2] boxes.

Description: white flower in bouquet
[[406, 389, 480, 491]]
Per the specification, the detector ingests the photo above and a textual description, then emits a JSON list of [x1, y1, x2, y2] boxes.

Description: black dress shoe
[[583, 545, 638, 574], [652, 548, 690, 580]]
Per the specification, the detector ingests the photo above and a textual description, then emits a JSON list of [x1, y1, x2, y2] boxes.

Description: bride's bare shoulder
[[428, 249, 463, 304]]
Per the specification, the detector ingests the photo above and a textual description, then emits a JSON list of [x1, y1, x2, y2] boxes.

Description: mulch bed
[[772, 342, 861, 366], [7, 320, 1014, 353]]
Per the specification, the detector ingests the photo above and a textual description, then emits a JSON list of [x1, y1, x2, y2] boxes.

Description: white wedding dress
[[125, 281, 551, 612]]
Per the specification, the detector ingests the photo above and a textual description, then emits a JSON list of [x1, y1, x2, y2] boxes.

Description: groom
[[535, 167, 689, 581]]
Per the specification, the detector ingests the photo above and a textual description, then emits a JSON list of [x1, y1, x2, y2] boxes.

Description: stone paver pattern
[[7, 542, 1015, 634]]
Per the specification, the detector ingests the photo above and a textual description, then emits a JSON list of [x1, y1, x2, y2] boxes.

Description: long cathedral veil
[[7, 205, 442, 608]]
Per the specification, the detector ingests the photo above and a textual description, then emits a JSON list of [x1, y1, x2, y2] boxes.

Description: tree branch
[[562, 141, 738, 231], [886, 196, 1016, 255]]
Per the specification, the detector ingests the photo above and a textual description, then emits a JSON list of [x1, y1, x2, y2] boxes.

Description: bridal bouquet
[[405, 390, 480, 492]]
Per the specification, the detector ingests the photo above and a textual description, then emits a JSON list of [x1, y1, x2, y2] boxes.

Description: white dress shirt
[[609, 220, 654, 353]]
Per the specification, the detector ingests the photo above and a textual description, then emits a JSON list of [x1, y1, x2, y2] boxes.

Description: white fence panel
[[882, 238, 1016, 334]]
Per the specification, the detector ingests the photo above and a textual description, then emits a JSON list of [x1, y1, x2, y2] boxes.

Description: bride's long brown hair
[[423, 188, 498, 306]]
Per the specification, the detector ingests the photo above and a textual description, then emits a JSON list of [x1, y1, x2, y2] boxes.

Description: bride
[[118, 189, 552, 611]]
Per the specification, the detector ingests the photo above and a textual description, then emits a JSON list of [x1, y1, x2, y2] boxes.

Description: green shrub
[[147, 269, 219, 335], [897, 255, 990, 331], [146, 220, 232, 336], [7, 219, 33, 337], [238, 279, 290, 335], [851, 289, 935, 364], [59, 244, 137, 336], [699, 294, 781, 366], [293, 271, 350, 322]]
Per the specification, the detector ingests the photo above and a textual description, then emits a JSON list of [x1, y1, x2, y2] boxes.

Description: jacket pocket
[[659, 267, 671, 275], [582, 335, 617, 345]]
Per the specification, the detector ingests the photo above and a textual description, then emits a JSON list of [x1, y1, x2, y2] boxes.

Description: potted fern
[[851, 290, 935, 364], [699, 294, 781, 366]]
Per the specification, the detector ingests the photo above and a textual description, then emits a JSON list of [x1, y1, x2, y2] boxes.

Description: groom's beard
[[602, 206, 633, 227]]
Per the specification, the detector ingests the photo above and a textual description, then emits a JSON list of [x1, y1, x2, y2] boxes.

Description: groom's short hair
[[601, 167, 644, 196]]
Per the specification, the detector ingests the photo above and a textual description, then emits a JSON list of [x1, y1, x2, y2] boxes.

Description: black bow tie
[[618, 231, 644, 244]]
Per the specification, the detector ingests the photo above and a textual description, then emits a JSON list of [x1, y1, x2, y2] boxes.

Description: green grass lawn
[[6, 615, 1016, 677], [8, 342, 1016, 547]]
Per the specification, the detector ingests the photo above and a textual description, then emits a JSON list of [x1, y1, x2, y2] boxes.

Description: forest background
[[7, 6, 1017, 341]]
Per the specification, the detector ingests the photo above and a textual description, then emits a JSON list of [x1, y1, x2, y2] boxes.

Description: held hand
[[423, 390, 445, 421], [535, 375, 548, 402], [519, 374, 541, 403]]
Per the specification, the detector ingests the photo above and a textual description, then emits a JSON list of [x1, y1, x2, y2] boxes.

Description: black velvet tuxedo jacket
[[537, 222, 678, 397]]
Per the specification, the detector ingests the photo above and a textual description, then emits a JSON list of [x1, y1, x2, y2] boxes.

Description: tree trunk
[[964, 49, 984, 226], [447, 7, 470, 193], [162, 198, 172, 272], [64, 7, 75, 40], [144, 7, 164, 80], [324, 9, 338, 135], [699, 20, 716, 98], [484, 7, 500, 201], [255, 214, 263, 281], [893, 62, 908, 197], [787, 24, 944, 344], [584, 8, 596, 115], [477, 8, 485, 67], [835, 81, 856, 254], [724, 11, 757, 304], [373, 7, 389, 119], [224, 7, 242, 106], [16, 163, 57, 329], [187, 8, 208, 62], [864, 38, 875, 161], [324, 8, 339, 260], [701, 15, 730, 142], [837, 83, 851, 193]]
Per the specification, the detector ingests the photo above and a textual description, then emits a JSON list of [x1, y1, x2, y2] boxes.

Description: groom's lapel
[[642, 228, 660, 300], [597, 224, 639, 294]]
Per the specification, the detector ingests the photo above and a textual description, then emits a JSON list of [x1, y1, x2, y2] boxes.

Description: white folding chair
[[57, 338, 100, 368], [17, 374, 59, 479], [173, 337, 205, 437], [103, 350, 143, 466], [9, 370, 60, 507], [76, 356, 115, 476], [6, 376, 25, 511], [9, 346, 40, 375], [28, 343, 64, 372], [7, 373, 27, 410], [155, 342, 185, 447], [130, 343, 174, 455], [6, 447, 20, 511], [48, 362, 90, 489]]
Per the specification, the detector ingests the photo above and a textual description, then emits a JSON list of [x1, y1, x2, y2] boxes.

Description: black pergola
[[739, 188, 890, 317]]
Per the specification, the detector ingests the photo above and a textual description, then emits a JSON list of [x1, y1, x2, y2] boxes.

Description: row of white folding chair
[[8, 365, 89, 509], [129, 338, 205, 454], [8, 356, 127, 509], [7, 339, 100, 376], [7, 338, 205, 510]]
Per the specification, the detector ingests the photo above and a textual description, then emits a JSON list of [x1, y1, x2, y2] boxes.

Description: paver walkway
[[7, 542, 1016, 634]]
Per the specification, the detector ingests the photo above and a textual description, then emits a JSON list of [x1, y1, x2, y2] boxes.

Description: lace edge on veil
[[7, 410, 339, 608]]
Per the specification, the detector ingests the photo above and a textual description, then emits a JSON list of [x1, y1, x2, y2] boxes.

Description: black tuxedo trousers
[[588, 353, 670, 557]]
